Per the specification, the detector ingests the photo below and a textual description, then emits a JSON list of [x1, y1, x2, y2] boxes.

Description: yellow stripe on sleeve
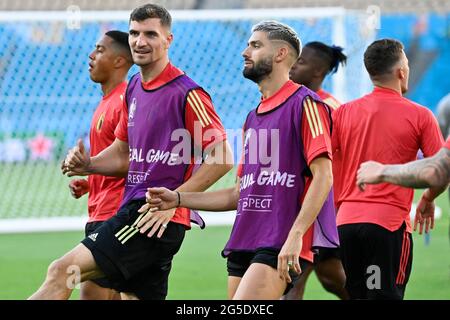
[[312, 100, 324, 135], [306, 98, 320, 137], [323, 97, 339, 110], [192, 90, 212, 126], [187, 94, 206, 127], [303, 98, 317, 138]]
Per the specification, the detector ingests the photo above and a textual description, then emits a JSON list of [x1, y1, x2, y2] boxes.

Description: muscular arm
[[176, 140, 234, 194], [140, 140, 237, 212], [380, 148, 450, 189], [88, 138, 130, 177], [278, 156, 333, 282], [357, 147, 450, 203], [177, 181, 239, 211], [290, 157, 333, 236], [63, 138, 129, 178]]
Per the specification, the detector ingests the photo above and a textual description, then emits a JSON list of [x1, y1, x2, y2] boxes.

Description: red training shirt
[[88, 82, 127, 222], [316, 89, 345, 206], [332, 86, 444, 232], [317, 88, 341, 110]]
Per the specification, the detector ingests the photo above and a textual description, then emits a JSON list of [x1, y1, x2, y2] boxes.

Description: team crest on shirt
[[96, 113, 105, 132], [129, 98, 137, 120]]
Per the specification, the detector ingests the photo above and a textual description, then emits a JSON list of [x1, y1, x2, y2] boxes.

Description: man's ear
[[114, 56, 127, 69], [398, 67, 406, 80], [165, 33, 174, 50], [274, 46, 289, 63]]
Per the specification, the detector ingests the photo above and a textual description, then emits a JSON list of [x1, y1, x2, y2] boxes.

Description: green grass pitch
[[0, 163, 449, 299]]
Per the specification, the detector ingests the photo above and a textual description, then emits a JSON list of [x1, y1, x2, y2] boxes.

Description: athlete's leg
[[315, 258, 349, 300], [282, 263, 314, 300], [232, 263, 287, 300], [338, 224, 366, 299], [228, 276, 242, 299], [120, 292, 139, 300], [80, 281, 121, 300], [29, 243, 104, 300]]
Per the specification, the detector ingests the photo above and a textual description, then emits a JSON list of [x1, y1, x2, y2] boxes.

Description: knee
[[320, 276, 345, 294], [316, 269, 346, 295], [47, 258, 70, 282]]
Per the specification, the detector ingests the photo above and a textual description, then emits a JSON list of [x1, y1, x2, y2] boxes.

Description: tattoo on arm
[[383, 148, 450, 188]]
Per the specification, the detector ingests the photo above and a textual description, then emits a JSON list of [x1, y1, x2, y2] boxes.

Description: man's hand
[[69, 179, 89, 199], [137, 187, 179, 214], [414, 192, 435, 235], [357, 161, 386, 191], [135, 207, 176, 239], [277, 234, 302, 284], [61, 139, 91, 177], [136, 187, 179, 239]]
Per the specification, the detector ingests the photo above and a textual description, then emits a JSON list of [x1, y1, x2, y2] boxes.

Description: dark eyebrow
[[144, 30, 159, 37], [129, 29, 159, 37], [248, 40, 262, 46], [95, 44, 105, 50]]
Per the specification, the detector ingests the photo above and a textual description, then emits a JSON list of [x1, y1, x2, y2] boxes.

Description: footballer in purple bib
[[224, 85, 338, 255], [142, 20, 339, 300], [122, 71, 207, 206], [30, 4, 232, 300]]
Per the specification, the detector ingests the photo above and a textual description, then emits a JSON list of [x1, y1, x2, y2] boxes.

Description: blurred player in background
[[332, 38, 444, 299], [140, 20, 339, 300], [436, 93, 450, 138], [30, 4, 232, 300], [286, 41, 348, 300], [67, 30, 132, 300], [436, 93, 450, 239], [289, 41, 346, 109]]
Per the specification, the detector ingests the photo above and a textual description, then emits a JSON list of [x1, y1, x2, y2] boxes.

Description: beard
[[243, 56, 273, 83]]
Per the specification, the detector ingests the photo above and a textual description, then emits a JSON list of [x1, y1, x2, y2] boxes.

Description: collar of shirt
[[316, 88, 327, 97], [141, 62, 184, 90], [257, 80, 301, 113], [102, 81, 127, 100], [372, 86, 402, 97]]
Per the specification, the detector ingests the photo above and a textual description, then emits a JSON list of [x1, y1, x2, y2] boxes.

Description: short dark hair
[[129, 3, 172, 29], [105, 30, 132, 61], [305, 41, 347, 74], [364, 39, 404, 78], [252, 20, 301, 58]]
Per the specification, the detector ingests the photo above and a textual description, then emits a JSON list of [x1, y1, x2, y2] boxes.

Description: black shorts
[[314, 247, 341, 264], [338, 222, 413, 300], [226, 248, 310, 293], [84, 221, 115, 289], [81, 200, 186, 300]]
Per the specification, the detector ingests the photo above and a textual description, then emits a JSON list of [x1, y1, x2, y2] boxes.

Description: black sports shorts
[[338, 222, 412, 300], [226, 248, 310, 294], [81, 199, 185, 300], [314, 247, 342, 264], [84, 221, 115, 289]]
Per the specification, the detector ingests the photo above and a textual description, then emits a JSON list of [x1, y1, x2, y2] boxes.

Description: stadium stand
[[0, 1, 449, 228]]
